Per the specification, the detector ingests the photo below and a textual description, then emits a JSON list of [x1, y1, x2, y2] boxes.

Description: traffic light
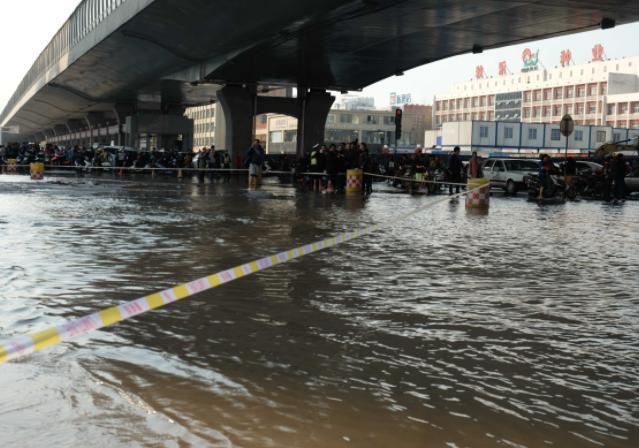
[[395, 108, 402, 141]]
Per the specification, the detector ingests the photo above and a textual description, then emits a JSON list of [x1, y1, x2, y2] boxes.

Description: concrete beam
[[54, 124, 68, 136], [67, 119, 85, 132], [85, 112, 105, 128]]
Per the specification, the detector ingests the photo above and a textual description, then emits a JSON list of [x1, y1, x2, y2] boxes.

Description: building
[[433, 46, 639, 129], [266, 109, 398, 154], [184, 103, 218, 148], [424, 120, 639, 156], [335, 95, 375, 110], [400, 104, 433, 147]]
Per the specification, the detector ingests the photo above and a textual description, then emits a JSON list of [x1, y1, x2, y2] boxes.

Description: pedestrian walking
[[448, 146, 463, 195]]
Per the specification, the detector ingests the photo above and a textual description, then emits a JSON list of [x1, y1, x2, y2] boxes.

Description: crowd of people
[[2, 140, 635, 203]]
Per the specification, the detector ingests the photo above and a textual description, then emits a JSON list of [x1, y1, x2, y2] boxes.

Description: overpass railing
[[0, 0, 128, 126]]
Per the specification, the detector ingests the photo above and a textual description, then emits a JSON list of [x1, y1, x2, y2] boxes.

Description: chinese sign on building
[[560, 49, 572, 67], [521, 48, 540, 72], [390, 92, 412, 107], [498, 61, 507, 76], [592, 44, 605, 62], [475, 65, 485, 79]]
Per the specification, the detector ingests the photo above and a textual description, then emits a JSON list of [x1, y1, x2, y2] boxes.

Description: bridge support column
[[217, 85, 256, 164], [113, 104, 134, 146], [296, 89, 335, 157], [67, 120, 84, 146], [85, 112, 104, 148]]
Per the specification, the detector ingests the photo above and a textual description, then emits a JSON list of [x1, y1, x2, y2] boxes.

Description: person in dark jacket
[[325, 144, 338, 193], [613, 153, 627, 202], [448, 146, 463, 194]]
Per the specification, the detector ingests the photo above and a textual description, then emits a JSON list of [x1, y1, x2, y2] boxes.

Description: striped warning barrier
[[0, 188, 479, 366]]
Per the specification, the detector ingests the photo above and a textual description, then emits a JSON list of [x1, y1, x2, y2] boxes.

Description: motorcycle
[[525, 173, 566, 204]]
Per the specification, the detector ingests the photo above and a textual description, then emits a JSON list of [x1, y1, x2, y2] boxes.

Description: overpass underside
[[3, 0, 639, 155]]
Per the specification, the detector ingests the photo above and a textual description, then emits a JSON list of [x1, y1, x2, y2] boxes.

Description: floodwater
[[0, 173, 638, 448]]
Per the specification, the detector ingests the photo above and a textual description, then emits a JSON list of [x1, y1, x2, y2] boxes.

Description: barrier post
[[466, 178, 490, 209], [30, 162, 44, 180], [346, 168, 363, 194]]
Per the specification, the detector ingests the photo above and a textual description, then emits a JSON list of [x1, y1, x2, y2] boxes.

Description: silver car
[[626, 168, 639, 192], [482, 158, 540, 194]]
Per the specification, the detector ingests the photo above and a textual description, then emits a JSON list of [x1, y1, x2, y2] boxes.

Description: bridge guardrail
[[0, 0, 128, 126]]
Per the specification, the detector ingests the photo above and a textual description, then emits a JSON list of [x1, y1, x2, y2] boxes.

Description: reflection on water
[[1, 174, 638, 447]]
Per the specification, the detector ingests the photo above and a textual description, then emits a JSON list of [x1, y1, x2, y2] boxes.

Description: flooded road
[[1, 174, 638, 448]]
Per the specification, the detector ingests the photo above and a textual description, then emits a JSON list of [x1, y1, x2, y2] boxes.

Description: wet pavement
[[0, 173, 638, 448]]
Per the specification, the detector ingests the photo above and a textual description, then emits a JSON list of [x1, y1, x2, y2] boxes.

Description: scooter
[[526, 174, 566, 204]]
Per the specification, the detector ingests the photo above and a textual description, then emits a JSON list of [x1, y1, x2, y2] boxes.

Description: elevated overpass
[[2, 0, 639, 155]]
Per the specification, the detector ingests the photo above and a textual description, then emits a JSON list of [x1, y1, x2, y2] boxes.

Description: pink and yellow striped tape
[[0, 225, 379, 365], [0, 189, 477, 366]]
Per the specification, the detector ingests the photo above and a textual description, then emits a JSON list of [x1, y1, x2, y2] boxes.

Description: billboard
[[390, 92, 412, 107]]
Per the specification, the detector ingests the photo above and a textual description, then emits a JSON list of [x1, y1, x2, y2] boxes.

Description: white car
[[482, 158, 540, 194]]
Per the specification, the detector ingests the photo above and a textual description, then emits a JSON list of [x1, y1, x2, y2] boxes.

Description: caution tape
[[0, 188, 480, 366], [365, 172, 467, 187]]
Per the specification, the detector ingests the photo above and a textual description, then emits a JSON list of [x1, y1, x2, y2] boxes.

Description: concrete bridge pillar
[[67, 119, 85, 146], [54, 125, 68, 144], [296, 89, 334, 157], [113, 104, 134, 146], [217, 85, 334, 161], [85, 112, 104, 147], [216, 85, 256, 163]]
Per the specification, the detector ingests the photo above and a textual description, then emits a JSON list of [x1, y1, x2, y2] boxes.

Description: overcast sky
[[1, 1, 638, 112]]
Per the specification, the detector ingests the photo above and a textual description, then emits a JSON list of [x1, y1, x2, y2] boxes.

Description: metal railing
[[0, 0, 128, 125]]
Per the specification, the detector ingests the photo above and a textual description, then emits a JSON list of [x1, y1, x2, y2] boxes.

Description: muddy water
[[0, 174, 638, 448]]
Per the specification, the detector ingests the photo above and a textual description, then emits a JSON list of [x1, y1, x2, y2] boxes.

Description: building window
[[576, 104, 584, 114], [269, 131, 283, 143], [619, 103, 628, 114], [588, 103, 596, 114], [504, 127, 513, 139], [528, 128, 537, 140], [340, 114, 353, 124], [574, 130, 583, 141], [480, 126, 489, 138], [326, 114, 336, 124], [596, 130, 606, 143], [551, 129, 561, 141], [614, 133, 621, 142], [607, 104, 615, 115], [632, 103, 639, 114], [366, 115, 379, 125]]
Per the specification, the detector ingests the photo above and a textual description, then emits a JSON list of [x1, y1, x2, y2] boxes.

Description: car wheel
[[506, 179, 517, 195]]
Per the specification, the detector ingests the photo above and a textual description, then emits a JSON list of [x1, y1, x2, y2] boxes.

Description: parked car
[[481, 158, 540, 194], [574, 160, 603, 175], [626, 167, 639, 192]]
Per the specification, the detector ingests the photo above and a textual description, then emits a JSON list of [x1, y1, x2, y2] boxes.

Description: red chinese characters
[[498, 61, 507, 76], [560, 49, 572, 67], [475, 65, 485, 79], [592, 44, 604, 62]]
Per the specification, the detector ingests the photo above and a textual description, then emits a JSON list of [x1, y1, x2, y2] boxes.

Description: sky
[[1, 1, 639, 112]]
